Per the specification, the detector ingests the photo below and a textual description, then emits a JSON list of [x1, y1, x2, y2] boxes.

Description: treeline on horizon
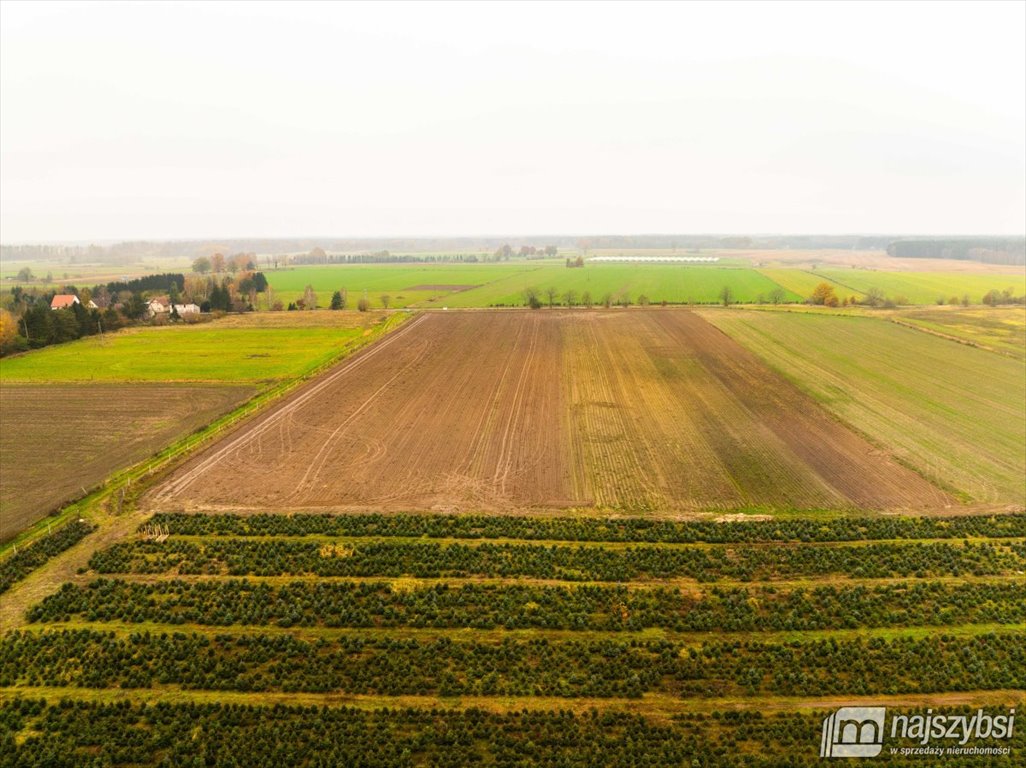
[[887, 237, 1026, 265], [7, 234, 1024, 264]]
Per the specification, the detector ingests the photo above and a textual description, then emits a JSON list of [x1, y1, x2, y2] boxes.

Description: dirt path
[[19, 619, 1023, 648], [2, 685, 1020, 723]]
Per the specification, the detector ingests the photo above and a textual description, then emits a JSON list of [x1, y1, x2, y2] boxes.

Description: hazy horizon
[[2, 1, 1024, 242], [3, 232, 1026, 249]]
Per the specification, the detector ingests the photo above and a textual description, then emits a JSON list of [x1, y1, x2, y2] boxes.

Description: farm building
[[147, 297, 200, 316], [49, 294, 80, 309]]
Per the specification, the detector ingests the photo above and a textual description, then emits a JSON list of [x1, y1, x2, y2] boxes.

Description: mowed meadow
[[0, 312, 396, 539], [701, 308, 1026, 506]]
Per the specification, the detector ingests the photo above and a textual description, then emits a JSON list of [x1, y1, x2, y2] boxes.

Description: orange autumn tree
[[810, 282, 839, 307]]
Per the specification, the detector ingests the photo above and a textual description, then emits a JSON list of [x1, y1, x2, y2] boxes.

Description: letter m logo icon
[[820, 706, 886, 758]]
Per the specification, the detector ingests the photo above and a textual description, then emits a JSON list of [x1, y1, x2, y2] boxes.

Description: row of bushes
[[7, 699, 1021, 768], [144, 511, 1026, 542], [31, 578, 1025, 632], [3, 630, 1022, 699], [89, 538, 1026, 581]]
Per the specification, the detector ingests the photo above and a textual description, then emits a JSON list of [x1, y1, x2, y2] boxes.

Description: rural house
[[49, 294, 80, 309], [147, 297, 200, 316]]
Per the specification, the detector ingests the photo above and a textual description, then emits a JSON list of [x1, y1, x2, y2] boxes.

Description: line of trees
[[32, 578, 1024, 633], [4, 629, 1021, 698], [88, 538, 1025, 581], [143, 510, 1026, 542], [17, 699, 1014, 768]]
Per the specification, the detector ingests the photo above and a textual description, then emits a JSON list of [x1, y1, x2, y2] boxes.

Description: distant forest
[[2, 234, 1023, 264], [886, 237, 1025, 265]]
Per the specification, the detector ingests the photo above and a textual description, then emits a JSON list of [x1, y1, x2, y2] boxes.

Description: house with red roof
[[50, 294, 80, 310]]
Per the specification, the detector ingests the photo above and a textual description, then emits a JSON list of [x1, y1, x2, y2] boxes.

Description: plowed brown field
[[150, 310, 950, 513], [0, 383, 255, 539]]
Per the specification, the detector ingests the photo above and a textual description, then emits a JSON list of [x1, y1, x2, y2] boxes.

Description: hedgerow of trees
[[30, 578, 1025, 633], [88, 539, 1026, 581], [143, 511, 1026, 543], [8, 699, 1019, 768], [2, 630, 1021, 698]]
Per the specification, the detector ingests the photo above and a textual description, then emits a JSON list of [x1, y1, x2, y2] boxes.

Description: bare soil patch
[[0, 383, 255, 539], [150, 310, 949, 513]]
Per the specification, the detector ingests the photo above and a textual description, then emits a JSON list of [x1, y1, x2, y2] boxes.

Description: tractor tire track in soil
[[149, 310, 951, 513]]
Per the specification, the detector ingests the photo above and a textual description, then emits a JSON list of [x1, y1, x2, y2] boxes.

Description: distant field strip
[[701, 310, 1026, 504], [756, 268, 860, 301], [893, 306, 1026, 360], [815, 268, 1026, 305], [442, 264, 800, 306], [150, 310, 949, 513], [262, 263, 538, 308]]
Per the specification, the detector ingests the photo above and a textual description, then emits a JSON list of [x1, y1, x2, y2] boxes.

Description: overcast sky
[[1, 1, 1024, 242]]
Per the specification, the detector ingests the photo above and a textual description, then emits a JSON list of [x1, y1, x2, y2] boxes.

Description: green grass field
[[261, 263, 540, 309], [700, 309, 1026, 505], [8, 258, 1023, 309], [431, 264, 802, 306], [260, 262, 805, 308], [262, 262, 1026, 308], [815, 268, 1026, 305], [0, 314, 381, 383]]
